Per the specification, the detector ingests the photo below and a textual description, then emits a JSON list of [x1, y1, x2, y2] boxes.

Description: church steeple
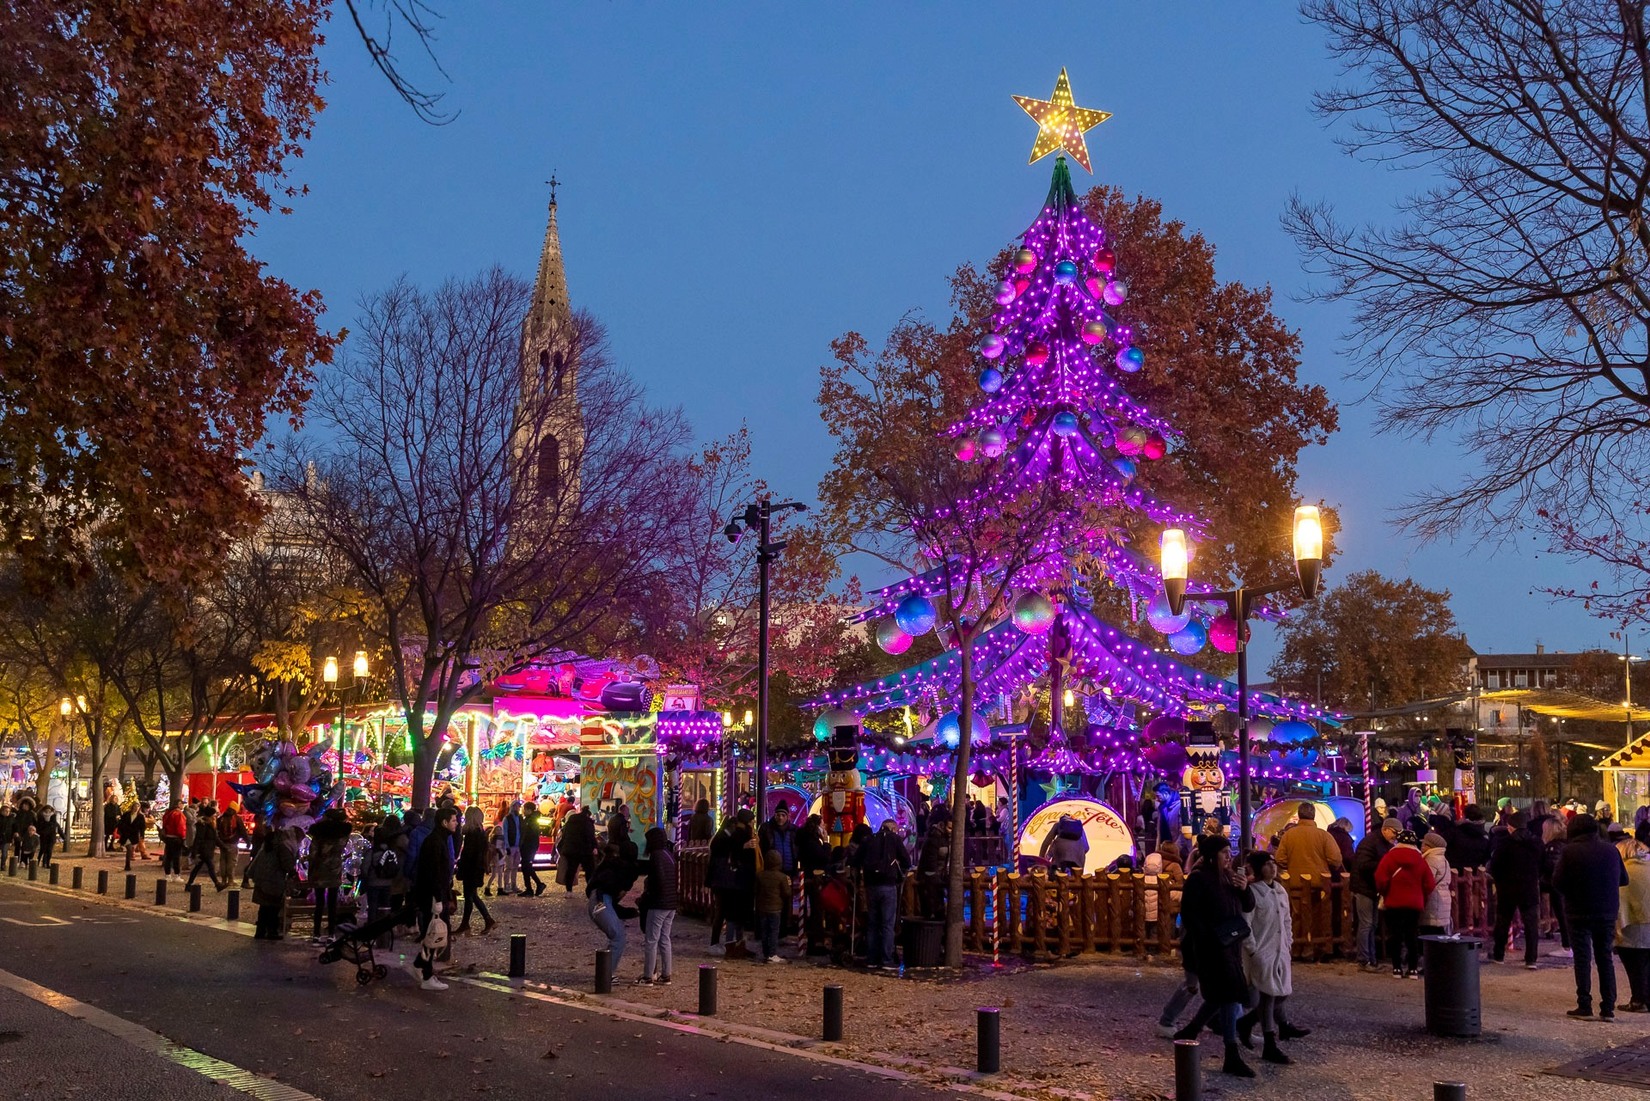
[[518, 177, 583, 508], [527, 175, 571, 337]]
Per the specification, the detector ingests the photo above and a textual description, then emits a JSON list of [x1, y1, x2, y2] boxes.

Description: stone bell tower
[[517, 176, 584, 510]]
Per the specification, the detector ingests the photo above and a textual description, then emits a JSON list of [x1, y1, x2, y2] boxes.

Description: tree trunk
[[411, 736, 439, 810], [168, 759, 185, 806], [34, 733, 57, 804], [86, 734, 105, 857], [943, 640, 976, 968]]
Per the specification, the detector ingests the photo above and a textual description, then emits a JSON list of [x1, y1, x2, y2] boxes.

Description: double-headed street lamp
[[1161, 505, 1324, 854], [723, 499, 807, 821], [322, 651, 370, 803]]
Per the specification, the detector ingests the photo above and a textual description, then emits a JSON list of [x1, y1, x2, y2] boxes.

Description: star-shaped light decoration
[[1013, 68, 1111, 173]]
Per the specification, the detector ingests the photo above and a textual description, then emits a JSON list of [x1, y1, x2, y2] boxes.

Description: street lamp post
[[1161, 505, 1325, 854], [322, 652, 370, 806], [723, 498, 807, 823], [59, 696, 74, 837]]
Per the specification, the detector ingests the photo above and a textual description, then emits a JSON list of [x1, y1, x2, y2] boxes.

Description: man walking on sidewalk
[[499, 800, 523, 896], [1554, 813, 1629, 1020]]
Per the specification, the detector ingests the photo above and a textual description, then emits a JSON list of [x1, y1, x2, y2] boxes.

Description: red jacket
[[1375, 844, 1437, 912], [162, 809, 186, 840]]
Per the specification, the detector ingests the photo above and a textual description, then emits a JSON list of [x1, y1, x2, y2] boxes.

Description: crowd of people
[[0, 796, 62, 869]]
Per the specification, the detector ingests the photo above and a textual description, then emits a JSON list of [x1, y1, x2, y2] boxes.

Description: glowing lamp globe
[[938, 712, 962, 748], [978, 334, 1006, 359], [893, 593, 937, 636], [978, 366, 1003, 393], [1051, 410, 1080, 437], [1025, 341, 1050, 366], [1093, 247, 1116, 274], [1103, 279, 1128, 306], [1011, 591, 1057, 634], [1116, 346, 1145, 373], [1112, 457, 1136, 481], [1115, 426, 1147, 455], [954, 436, 977, 462], [994, 279, 1017, 305], [1168, 621, 1208, 655], [1053, 259, 1079, 284], [1142, 433, 1167, 460], [980, 427, 1007, 457], [1012, 248, 1038, 274], [1271, 720, 1316, 746], [875, 617, 913, 655], [813, 708, 859, 743], [1081, 319, 1109, 345], [1208, 613, 1250, 654], [1145, 592, 1191, 635]]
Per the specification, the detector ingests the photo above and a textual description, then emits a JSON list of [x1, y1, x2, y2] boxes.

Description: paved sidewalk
[[19, 853, 1650, 1100]]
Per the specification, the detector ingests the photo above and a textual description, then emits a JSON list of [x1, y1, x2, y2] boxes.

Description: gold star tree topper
[[1013, 68, 1111, 173]]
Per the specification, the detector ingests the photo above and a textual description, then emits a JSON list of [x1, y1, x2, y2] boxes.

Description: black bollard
[[226, 888, 240, 922], [124, 847, 132, 871], [124, 873, 136, 899], [96, 870, 109, 895], [188, 884, 202, 913], [154, 879, 167, 906], [698, 964, 718, 1016], [1174, 1039, 1201, 1101], [27, 862, 37, 881], [508, 934, 526, 978], [7, 856, 15, 876], [48, 864, 59, 885], [823, 985, 844, 1041], [595, 948, 612, 994], [72, 866, 83, 890], [976, 1007, 1000, 1074], [1434, 1086, 1466, 1101]]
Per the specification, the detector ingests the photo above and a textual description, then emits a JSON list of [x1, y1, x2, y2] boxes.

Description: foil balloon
[[937, 712, 962, 747], [1012, 591, 1057, 634], [1142, 741, 1189, 775], [1271, 720, 1317, 745], [1143, 714, 1187, 742], [813, 707, 860, 743], [894, 593, 937, 636]]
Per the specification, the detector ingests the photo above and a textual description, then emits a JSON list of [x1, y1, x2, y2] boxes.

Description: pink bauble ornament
[[1094, 247, 1116, 274], [1081, 320, 1109, 345], [955, 437, 977, 462], [1115, 426, 1147, 456], [1209, 613, 1250, 654], [1142, 433, 1167, 460], [1012, 248, 1038, 274], [1025, 341, 1050, 366], [1085, 276, 1106, 301]]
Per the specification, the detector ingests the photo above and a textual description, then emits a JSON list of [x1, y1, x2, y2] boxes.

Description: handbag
[[1215, 915, 1251, 946]]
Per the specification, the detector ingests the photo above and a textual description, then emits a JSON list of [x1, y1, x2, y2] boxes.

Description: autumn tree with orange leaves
[[0, 0, 338, 585]]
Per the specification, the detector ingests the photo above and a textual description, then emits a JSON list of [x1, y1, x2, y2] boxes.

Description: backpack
[[367, 846, 401, 886]]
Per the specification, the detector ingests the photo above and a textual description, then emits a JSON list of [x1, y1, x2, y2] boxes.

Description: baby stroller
[[318, 906, 406, 985]]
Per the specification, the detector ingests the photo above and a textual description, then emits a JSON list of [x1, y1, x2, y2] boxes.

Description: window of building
[[1486, 673, 1500, 689], [537, 435, 560, 498]]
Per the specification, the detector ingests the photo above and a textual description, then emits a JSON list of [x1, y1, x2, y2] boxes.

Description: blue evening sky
[[254, 1, 1627, 670]]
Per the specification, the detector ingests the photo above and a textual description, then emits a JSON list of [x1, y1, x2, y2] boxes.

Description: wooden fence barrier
[[675, 848, 1545, 962]]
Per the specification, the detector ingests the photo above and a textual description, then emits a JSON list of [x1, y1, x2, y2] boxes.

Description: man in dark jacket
[[1351, 817, 1400, 971], [1554, 813, 1629, 1019], [498, 801, 523, 896], [796, 813, 832, 954], [758, 804, 798, 878], [519, 803, 546, 897], [409, 807, 458, 990], [853, 818, 911, 969], [557, 805, 597, 892], [1446, 804, 1492, 870], [1488, 810, 1544, 967]]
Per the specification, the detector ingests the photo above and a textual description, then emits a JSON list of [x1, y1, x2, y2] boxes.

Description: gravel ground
[[26, 853, 1650, 1100]]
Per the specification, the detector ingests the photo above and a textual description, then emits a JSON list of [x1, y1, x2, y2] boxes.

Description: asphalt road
[[0, 881, 950, 1101]]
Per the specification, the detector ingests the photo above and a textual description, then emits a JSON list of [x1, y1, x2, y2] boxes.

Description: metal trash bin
[[901, 918, 945, 968], [1421, 935, 1482, 1037]]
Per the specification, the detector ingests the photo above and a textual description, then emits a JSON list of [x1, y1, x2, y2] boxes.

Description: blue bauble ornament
[[979, 334, 1006, 359], [1112, 457, 1137, 481], [938, 712, 962, 748], [1168, 620, 1208, 655], [1051, 410, 1080, 436], [1271, 720, 1316, 746], [1116, 346, 1145, 373], [1012, 591, 1057, 634], [1053, 259, 1079, 284], [979, 367, 1003, 393], [894, 593, 937, 636], [1145, 592, 1191, 635]]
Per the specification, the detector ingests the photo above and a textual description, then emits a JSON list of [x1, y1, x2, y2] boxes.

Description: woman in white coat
[[1236, 851, 1300, 1065], [1419, 831, 1453, 936]]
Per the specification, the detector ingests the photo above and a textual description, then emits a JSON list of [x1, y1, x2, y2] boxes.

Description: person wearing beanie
[[1350, 818, 1401, 971], [1554, 813, 1628, 1018], [1419, 832, 1452, 937], [1488, 809, 1543, 967], [1375, 830, 1436, 978], [1447, 804, 1491, 870], [1172, 835, 1257, 1079]]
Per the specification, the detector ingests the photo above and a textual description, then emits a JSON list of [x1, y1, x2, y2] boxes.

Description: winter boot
[[453, 921, 472, 937], [1261, 1033, 1291, 1065], [481, 916, 497, 936], [1277, 1023, 1311, 1040], [1222, 1042, 1256, 1078], [1235, 1010, 1257, 1049]]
